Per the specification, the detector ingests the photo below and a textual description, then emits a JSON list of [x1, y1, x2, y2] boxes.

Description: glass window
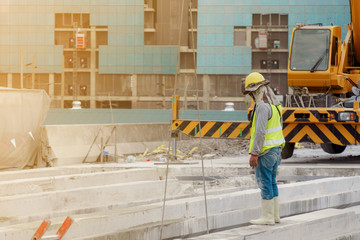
[[272, 60, 279, 69], [260, 60, 268, 69], [273, 39, 280, 49], [64, 13, 72, 26], [261, 14, 269, 26], [252, 14, 260, 26], [280, 14, 288, 26], [234, 26, 246, 46], [290, 29, 330, 71], [271, 14, 279, 26]]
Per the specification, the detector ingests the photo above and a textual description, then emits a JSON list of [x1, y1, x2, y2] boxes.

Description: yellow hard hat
[[243, 72, 269, 94]]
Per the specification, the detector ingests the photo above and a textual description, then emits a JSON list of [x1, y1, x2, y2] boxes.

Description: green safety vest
[[249, 104, 285, 154]]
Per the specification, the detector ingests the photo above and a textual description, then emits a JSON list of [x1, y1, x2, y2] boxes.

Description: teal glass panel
[[152, 54, 161, 66]]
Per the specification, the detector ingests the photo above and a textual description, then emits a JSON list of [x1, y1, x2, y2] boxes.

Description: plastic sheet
[[0, 88, 50, 169]]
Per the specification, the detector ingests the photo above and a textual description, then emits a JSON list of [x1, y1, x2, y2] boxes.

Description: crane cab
[[287, 25, 354, 95]]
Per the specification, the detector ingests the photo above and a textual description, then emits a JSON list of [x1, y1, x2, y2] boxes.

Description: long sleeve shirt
[[251, 103, 282, 156]]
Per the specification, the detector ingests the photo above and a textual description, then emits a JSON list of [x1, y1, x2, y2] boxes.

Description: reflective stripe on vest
[[266, 125, 282, 134], [249, 104, 285, 154]]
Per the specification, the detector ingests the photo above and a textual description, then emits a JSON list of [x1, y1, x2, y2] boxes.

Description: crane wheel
[[320, 143, 346, 154], [281, 142, 295, 159]]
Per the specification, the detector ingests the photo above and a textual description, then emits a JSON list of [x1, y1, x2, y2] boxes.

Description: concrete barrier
[[0, 179, 190, 223], [0, 168, 160, 197], [1, 177, 360, 239], [45, 123, 172, 166], [0, 164, 134, 181]]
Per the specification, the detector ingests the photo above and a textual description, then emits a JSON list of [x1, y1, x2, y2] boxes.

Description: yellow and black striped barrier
[[172, 119, 360, 145], [283, 123, 360, 145], [171, 95, 360, 145], [172, 120, 251, 139], [281, 108, 360, 145]]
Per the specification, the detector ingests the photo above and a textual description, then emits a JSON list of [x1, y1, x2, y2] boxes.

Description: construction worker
[[243, 72, 285, 225]]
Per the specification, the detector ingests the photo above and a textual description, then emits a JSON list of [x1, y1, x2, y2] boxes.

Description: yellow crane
[[172, 0, 360, 159], [283, 0, 360, 157]]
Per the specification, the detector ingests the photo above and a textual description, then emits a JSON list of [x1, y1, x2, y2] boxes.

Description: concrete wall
[[197, 0, 350, 75], [0, 1, 350, 75], [45, 123, 172, 165], [43, 109, 249, 125], [43, 110, 250, 166]]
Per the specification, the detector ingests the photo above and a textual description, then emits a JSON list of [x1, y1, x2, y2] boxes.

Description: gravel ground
[[177, 138, 250, 158], [137, 138, 323, 163], [175, 139, 320, 159]]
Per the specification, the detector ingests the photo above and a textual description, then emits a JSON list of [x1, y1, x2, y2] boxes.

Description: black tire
[[320, 143, 346, 154], [281, 142, 295, 159]]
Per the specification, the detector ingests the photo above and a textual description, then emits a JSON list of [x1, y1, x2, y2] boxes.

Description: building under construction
[[0, 0, 350, 110]]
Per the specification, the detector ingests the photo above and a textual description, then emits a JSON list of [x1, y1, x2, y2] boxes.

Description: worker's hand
[[249, 155, 258, 169]]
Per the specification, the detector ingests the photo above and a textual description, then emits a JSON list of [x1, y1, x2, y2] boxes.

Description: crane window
[[290, 29, 330, 71]]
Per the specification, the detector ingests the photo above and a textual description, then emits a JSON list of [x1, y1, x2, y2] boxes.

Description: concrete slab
[[325, 205, 360, 240], [0, 164, 129, 181], [188, 208, 357, 240], [278, 165, 360, 178], [0, 168, 160, 196], [1, 163, 360, 240], [0, 179, 191, 227], [0, 177, 359, 239]]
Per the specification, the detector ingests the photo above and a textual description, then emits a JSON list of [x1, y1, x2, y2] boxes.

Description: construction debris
[[131, 138, 250, 162]]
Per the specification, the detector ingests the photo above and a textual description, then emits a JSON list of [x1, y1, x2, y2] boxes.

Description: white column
[[49, 73, 55, 99], [131, 74, 137, 108], [7, 73, 12, 88], [61, 56, 65, 108], [203, 74, 210, 110], [246, 26, 252, 47]]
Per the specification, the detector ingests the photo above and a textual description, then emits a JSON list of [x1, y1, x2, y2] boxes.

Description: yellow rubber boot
[[274, 197, 280, 223], [250, 199, 275, 225]]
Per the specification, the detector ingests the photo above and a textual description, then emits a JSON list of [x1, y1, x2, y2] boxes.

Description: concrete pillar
[[246, 26, 252, 47], [131, 74, 137, 108], [90, 26, 97, 109], [61, 56, 65, 108], [7, 73, 12, 88], [202, 74, 210, 110], [162, 76, 166, 109], [20, 49, 23, 89], [184, 75, 189, 110], [32, 56, 35, 89], [49, 73, 55, 99], [90, 69, 96, 109]]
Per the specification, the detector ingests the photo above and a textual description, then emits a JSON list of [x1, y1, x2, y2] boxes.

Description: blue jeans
[[255, 147, 281, 200]]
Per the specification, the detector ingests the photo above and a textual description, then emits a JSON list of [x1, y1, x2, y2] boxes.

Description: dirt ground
[[177, 138, 250, 158], [135, 137, 320, 163], [176, 138, 318, 158]]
